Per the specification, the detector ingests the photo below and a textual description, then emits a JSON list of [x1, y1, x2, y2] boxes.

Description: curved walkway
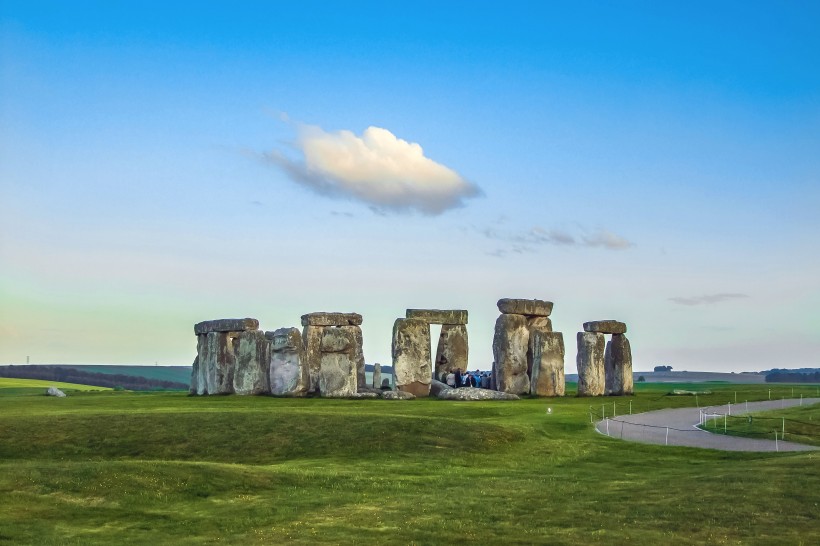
[[595, 398, 819, 452]]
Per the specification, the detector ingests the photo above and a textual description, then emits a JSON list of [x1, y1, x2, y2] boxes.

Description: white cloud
[[265, 124, 481, 215], [668, 293, 750, 306], [483, 224, 633, 255]]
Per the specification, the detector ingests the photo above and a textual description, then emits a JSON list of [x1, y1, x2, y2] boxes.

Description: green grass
[[0, 384, 818, 544], [705, 402, 820, 447], [0, 377, 112, 396]]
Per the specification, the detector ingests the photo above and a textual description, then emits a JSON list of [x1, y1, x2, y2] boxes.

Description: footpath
[[594, 398, 820, 452]]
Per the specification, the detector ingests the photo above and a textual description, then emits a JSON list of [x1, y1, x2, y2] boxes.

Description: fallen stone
[[405, 309, 468, 325], [605, 334, 633, 395], [372, 363, 382, 390], [430, 379, 451, 396], [319, 352, 357, 397], [233, 330, 270, 395], [267, 327, 309, 396], [301, 312, 363, 327], [529, 331, 565, 397], [434, 324, 469, 380], [392, 318, 432, 397], [349, 391, 380, 399], [382, 390, 416, 400], [46, 387, 66, 397], [497, 299, 553, 317], [437, 387, 520, 401], [492, 313, 530, 394], [577, 332, 605, 396], [358, 386, 383, 395], [583, 320, 627, 335], [194, 318, 258, 335]]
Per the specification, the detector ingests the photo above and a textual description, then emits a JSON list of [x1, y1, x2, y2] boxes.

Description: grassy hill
[[0, 383, 818, 544], [0, 377, 111, 396], [55, 365, 192, 384]]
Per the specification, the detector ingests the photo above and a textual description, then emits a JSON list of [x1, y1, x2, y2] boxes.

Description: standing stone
[[497, 299, 553, 317], [434, 324, 469, 380], [302, 324, 325, 393], [233, 330, 270, 395], [318, 327, 357, 397], [406, 309, 468, 325], [583, 320, 627, 335], [605, 333, 633, 395], [392, 318, 432, 397], [492, 314, 530, 395], [529, 331, 565, 397], [576, 332, 605, 396], [189, 354, 199, 395], [372, 363, 382, 390], [351, 325, 366, 390], [527, 316, 552, 332], [267, 328, 309, 396], [197, 331, 237, 395]]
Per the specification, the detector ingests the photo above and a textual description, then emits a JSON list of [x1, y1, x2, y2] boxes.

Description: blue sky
[[2, 1, 819, 371]]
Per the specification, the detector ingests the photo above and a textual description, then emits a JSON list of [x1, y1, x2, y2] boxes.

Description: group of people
[[442, 369, 491, 389]]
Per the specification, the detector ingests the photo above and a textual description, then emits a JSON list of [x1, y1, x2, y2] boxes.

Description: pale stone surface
[[605, 334, 633, 395], [320, 327, 354, 353], [46, 387, 66, 397], [492, 313, 530, 394], [318, 352, 357, 397], [233, 330, 270, 395], [529, 331, 565, 397], [267, 328, 309, 396], [382, 390, 416, 400], [358, 386, 383, 395], [434, 324, 469, 379], [437, 387, 520, 401], [189, 355, 199, 395], [405, 309, 468, 325], [497, 299, 553, 317], [392, 318, 432, 397], [430, 379, 450, 396], [527, 316, 553, 332], [302, 325, 325, 393], [196, 331, 237, 395], [577, 332, 605, 396], [349, 391, 380, 399], [350, 325, 366, 391], [583, 320, 627, 335], [301, 312, 363, 327], [194, 318, 258, 335], [372, 363, 382, 390]]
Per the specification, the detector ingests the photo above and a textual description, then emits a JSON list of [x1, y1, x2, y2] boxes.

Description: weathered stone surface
[[318, 352, 357, 397], [392, 318, 432, 397], [196, 331, 237, 395], [527, 316, 552, 332], [189, 355, 199, 395], [320, 327, 355, 353], [351, 325, 366, 390], [583, 320, 627, 335], [605, 334, 633, 395], [267, 328, 309, 396], [358, 386, 383, 395], [46, 387, 66, 397], [382, 390, 416, 400], [233, 330, 270, 395], [434, 324, 469, 379], [372, 363, 382, 390], [492, 314, 530, 394], [194, 318, 258, 335], [430, 379, 450, 396], [349, 391, 380, 399], [437, 387, 520, 401], [529, 331, 565, 397], [302, 325, 324, 393], [406, 309, 468, 325], [301, 312, 363, 327], [577, 332, 605, 396], [497, 299, 553, 317]]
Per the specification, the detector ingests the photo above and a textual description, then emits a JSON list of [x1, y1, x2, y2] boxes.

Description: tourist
[[455, 368, 463, 388], [446, 371, 456, 388]]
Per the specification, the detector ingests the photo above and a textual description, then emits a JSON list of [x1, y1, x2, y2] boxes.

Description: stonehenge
[[492, 299, 565, 396], [190, 303, 635, 400], [576, 320, 633, 396], [392, 309, 468, 397]]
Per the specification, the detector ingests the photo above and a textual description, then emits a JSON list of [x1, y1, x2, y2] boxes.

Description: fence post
[[782, 418, 785, 439], [629, 400, 632, 415], [800, 394, 803, 406], [728, 402, 731, 416], [775, 430, 779, 452], [665, 427, 669, 445], [769, 389, 771, 400], [724, 414, 727, 434], [606, 418, 610, 437]]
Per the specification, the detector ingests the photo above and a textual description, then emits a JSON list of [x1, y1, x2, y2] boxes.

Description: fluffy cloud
[[668, 293, 750, 306], [265, 124, 481, 215]]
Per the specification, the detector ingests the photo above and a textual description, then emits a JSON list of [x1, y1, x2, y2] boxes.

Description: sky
[[1, 1, 819, 373]]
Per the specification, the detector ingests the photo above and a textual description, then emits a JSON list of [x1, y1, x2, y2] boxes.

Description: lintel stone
[[497, 299, 553, 317], [194, 318, 259, 335], [301, 312, 363, 327], [583, 320, 627, 335]]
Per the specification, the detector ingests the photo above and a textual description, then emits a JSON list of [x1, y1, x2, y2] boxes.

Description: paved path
[[595, 398, 819, 452]]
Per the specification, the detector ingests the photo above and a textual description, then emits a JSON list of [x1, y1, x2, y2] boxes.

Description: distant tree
[[653, 365, 673, 372], [637, 376, 646, 382]]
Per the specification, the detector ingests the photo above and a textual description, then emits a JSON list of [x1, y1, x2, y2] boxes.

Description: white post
[[745, 400, 748, 412], [613, 401, 616, 418], [606, 418, 610, 436], [775, 430, 779, 452], [800, 394, 803, 406], [728, 402, 731, 416], [769, 389, 771, 400], [782, 418, 785, 438], [665, 427, 669, 445], [734, 391, 737, 403], [629, 400, 632, 415], [724, 414, 727, 434]]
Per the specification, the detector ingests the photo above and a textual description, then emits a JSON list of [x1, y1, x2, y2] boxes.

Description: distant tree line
[[0, 365, 189, 391], [653, 365, 673, 372], [765, 370, 820, 383]]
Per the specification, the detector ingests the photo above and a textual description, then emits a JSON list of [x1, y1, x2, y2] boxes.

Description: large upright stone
[[301, 312, 363, 327], [605, 334, 633, 396], [194, 318, 258, 335], [351, 325, 366, 390], [497, 299, 553, 317], [492, 314, 530, 394], [392, 318, 432, 397], [372, 363, 382, 390], [195, 331, 237, 395], [318, 326, 357, 397], [583, 320, 627, 335], [267, 328, 309, 396], [576, 332, 605, 396], [406, 309, 468, 325], [233, 330, 270, 395], [434, 324, 469, 380], [529, 331, 565, 397], [302, 324, 325, 393]]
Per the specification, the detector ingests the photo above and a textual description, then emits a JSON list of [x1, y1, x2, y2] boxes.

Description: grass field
[[0, 377, 112, 396], [704, 403, 820, 447], [0, 383, 818, 544]]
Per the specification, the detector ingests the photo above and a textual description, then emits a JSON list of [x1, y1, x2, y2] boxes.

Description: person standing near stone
[[455, 368, 463, 388], [446, 371, 456, 388]]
